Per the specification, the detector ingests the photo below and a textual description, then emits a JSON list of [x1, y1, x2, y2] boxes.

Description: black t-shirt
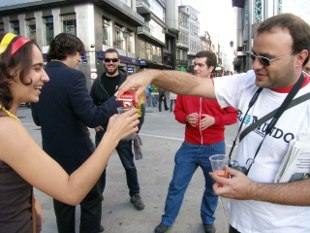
[[102, 74, 121, 97]]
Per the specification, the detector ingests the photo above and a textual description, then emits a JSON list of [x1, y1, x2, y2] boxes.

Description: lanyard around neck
[[228, 74, 305, 175]]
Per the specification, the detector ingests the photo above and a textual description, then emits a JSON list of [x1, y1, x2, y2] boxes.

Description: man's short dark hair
[[47, 33, 85, 61], [104, 48, 119, 58], [195, 50, 217, 68], [256, 13, 310, 65]]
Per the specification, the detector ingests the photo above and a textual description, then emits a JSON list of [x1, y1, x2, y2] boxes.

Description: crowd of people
[[0, 12, 309, 233]]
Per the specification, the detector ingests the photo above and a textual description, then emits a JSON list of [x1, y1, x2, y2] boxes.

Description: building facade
[[0, 0, 180, 88], [176, 5, 202, 71], [233, 0, 283, 72], [0, 0, 235, 81]]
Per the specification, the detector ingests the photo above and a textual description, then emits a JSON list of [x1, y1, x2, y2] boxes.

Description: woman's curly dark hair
[[0, 33, 35, 109]]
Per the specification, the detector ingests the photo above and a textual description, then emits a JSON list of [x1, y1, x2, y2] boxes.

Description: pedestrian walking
[[158, 88, 169, 111]]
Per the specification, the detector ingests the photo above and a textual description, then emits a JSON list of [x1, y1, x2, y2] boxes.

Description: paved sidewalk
[[20, 106, 234, 233]]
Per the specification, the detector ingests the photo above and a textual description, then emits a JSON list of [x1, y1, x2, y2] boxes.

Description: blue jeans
[[95, 130, 140, 196], [146, 93, 151, 107], [161, 141, 225, 226], [152, 94, 158, 107]]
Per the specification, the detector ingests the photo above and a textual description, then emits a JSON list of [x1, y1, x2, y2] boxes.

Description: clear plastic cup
[[117, 106, 129, 114], [209, 154, 228, 187]]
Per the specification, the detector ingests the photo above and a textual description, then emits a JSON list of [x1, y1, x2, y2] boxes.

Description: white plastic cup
[[209, 154, 228, 187]]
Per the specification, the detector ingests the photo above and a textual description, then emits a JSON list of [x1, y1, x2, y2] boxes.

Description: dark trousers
[[169, 99, 176, 112], [53, 182, 102, 233], [158, 97, 169, 111], [95, 131, 140, 196]]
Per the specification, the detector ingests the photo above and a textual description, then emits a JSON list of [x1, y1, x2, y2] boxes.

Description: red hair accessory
[[10, 37, 31, 56]]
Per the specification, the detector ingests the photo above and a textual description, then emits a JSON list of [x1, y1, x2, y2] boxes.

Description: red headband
[[10, 36, 31, 56]]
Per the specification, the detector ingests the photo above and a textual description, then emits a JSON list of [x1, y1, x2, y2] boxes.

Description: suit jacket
[[31, 61, 121, 173]]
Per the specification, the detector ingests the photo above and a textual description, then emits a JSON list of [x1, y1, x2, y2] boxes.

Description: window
[[145, 43, 151, 60], [10, 21, 20, 35], [150, 0, 165, 22], [62, 14, 76, 35], [0, 23, 4, 34], [137, 38, 162, 62], [120, 0, 132, 7], [44, 16, 54, 44], [27, 18, 36, 41], [126, 29, 134, 54], [114, 24, 123, 50], [137, 39, 145, 59], [102, 17, 111, 45]]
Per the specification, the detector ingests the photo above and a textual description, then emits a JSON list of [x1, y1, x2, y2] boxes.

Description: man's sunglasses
[[104, 58, 119, 63], [248, 51, 292, 67]]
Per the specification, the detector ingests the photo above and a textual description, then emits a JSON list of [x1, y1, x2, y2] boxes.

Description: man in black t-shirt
[[90, 48, 145, 211]]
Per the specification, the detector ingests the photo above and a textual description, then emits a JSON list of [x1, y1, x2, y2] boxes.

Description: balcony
[[177, 42, 189, 50], [138, 24, 151, 34], [95, 0, 144, 26], [136, 0, 151, 14], [137, 25, 165, 46], [176, 59, 188, 66]]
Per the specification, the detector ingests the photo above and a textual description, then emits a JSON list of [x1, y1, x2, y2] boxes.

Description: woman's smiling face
[[10, 45, 49, 105]]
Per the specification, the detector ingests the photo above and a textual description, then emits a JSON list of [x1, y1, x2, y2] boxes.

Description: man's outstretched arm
[[117, 69, 216, 102]]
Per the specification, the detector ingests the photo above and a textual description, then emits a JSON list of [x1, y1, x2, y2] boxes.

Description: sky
[[282, 0, 310, 24], [178, 0, 310, 50], [178, 0, 236, 50]]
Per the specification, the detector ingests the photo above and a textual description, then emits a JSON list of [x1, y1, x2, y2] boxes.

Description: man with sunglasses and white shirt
[[117, 13, 310, 232], [90, 48, 145, 212]]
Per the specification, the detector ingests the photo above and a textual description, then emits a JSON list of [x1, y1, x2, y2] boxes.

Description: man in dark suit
[[31, 33, 120, 233]]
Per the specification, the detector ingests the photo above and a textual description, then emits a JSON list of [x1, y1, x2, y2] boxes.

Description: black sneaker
[[98, 225, 104, 232], [154, 223, 171, 233], [130, 193, 145, 210], [204, 224, 216, 233]]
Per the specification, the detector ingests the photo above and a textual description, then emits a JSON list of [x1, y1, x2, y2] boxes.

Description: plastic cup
[[117, 106, 130, 114], [117, 107, 133, 139], [190, 112, 199, 127], [209, 154, 228, 187]]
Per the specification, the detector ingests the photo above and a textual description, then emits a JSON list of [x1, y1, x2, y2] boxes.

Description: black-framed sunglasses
[[104, 58, 119, 63], [248, 51, 292, 66]]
